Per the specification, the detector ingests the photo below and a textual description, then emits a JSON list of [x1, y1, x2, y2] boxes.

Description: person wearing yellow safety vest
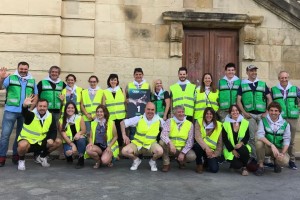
[[218, 63, 241, 121], [170, 67, 196, 122], [59, 102, 86, 169], [17, 96, 62, 170], [81, 75, 103, 138], [237, 65, 272, 161], [59, 74, 83, 116], [194, 73, 219, 121], [193, 107, 222, 173], [222, 105, 250, 176], [121, 102, 164, 171], [160, 105, 196, 172], [103, 74, 125, 152], [0, 62, 38, 167], [271, 71, 300, 170], [85, 105, 118, 168], [125, 68, 151, 140], [255, 102, 291, 176]]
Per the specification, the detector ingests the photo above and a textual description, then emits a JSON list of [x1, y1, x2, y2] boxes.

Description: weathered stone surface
[[62, 19, 95, 37], [269, 62, 296, 81], [95, 22, 125, 40], [170, 42, 182, 58], [240, 62, 269, 79], [62, 1, 95, 19], [242, 44, 255, 60], [61, 55, 94, 72], [259, 10, 283, 29], [268, 29, 293, 45], [141, 6, 168, 24], [61, 37, 94, 55], [294, 63, 300, 79], [0, 16, 61, 34], [95, 40, 111, 56], [95, 4, 111, 22], [241, 25, 256, 44], [156, 42, 170, 59], [256, 28, 268, 45], [125, 23, 155, 41], [28, 0, 62, 16], [170, 22, 183, 42], [282, 46, 300, 62], [255, 45, 281, 62], [184, 0, 213, 9], [155, 25, 170, 42]]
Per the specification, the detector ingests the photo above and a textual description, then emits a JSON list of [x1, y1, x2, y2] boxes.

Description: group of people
[[0, 62, 297, 177]]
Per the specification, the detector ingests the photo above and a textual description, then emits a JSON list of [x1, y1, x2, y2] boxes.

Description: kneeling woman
[[59, 102, 86, 169], [193, 107, 222, 173], [85, 105, 119, 168], [222, 105, 250, 176]]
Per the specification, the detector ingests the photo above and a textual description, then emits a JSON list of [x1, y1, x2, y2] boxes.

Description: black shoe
[[12, 155, 19, 165], [289, 161, 298, 170], [75, 157, 84, 169], [66, 156, 73, 163], [254, 167, 264, 176], [274, 164, 282, 173]]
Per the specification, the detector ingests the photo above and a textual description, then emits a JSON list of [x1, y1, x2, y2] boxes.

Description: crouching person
[[255, 102, 290, 176], [17, 96, 62, 170], [160, 105, 196, 172], [121, 102, 164, 171]]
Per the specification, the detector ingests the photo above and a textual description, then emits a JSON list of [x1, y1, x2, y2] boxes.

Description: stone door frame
[[162, 11, 264, 67]]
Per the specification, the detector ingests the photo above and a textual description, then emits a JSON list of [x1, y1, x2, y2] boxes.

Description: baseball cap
[[246, 65, 258, 71]]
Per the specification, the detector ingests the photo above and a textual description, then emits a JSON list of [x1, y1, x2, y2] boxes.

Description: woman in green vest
[[194, 73, 219, 120], [60, 74, 83, 115], [193, 107, 222, 173], [59, 102, 86, 169], [103, 74, 125, 152], [222, 105, 250, 176], [85, 105, 118, 168], [151, 79, 170, 121], [81, 75, 103, 138]]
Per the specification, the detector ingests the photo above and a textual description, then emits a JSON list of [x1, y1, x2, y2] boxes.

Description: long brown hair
[[200, 73, 217, 93], [96, 105, 110, 131], [203, 107, 218, 132], [61, 102, 79, 131]]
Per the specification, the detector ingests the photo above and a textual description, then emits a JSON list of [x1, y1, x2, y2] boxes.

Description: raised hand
[[23, 95, 35, 107], [0, 67, 10, 79]]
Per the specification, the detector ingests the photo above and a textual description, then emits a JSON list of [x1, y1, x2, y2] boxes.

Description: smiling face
[[66, 103, 75, 117], [66, 76, 75, 87], [49, 68, 60, 81], [225, 67, 236, 79], [246, 69, 257, 81], [278, 72, 289, 88], [89, 77, 98, 89], [205, 110, 213, 123], [18, 64, 29, 77], [134, 72, 143, 83], [268, 107, 280, 122], [203, 74, 212, 87], [230, 106, 240, 120], [145, 102, 155, 120], [96, 107, 104, 120], [178, 70, 187, 82], [174, 107, 185, 121], [155, 80, 162, 92], [37, 101, 48, 116], [110, 78, 118, 88]]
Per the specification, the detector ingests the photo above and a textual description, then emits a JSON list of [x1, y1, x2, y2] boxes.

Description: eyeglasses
[[89, 81, 97, 83]]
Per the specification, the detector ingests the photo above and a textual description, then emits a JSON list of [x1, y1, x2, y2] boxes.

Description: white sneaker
[[36, 155, 50, 167], [18, 160, 26, 171], [149, 159, 158, 172], [130, 158, 142, 170]]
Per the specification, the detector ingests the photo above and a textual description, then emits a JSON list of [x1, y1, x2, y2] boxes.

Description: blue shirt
[[3, 76, 38, 113]]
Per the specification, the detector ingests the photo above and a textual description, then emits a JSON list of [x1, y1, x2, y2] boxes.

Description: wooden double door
[[183, 29, 239, 87]]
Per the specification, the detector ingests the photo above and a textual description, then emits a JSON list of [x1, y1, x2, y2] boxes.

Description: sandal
[[93, 161, 101, 169], [241, 167, 249, 176], [107, 162, 114, 168]]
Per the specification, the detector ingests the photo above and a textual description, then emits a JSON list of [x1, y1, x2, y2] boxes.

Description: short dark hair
[[267, 102, 282, 113], [225, 63, 235, 70], [65, 74, 77, 82], [37, 98, 49, 106], [48, 66, 61, 74], [88, 75, 99, 83], [133, 68, 143, 75], [18, 62, 29, 68], [178, 67, 187, 74], [107, 74, 119, 87]]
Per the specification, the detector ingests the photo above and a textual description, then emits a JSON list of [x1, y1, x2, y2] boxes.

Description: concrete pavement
[[0, 158, 299, 200]]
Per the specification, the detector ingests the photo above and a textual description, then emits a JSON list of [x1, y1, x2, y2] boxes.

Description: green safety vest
[[131, 116, 160, 149], [241, 81, 267, 112], [18, 112, 52, 145], [218, 79, 241, 110], [104, 89, 126, 120], [40, 80, 64, 110], [271, 86, 299, 119], [59, 115, 84, 143], [84, 120, 119, 159], [61, 87, 83, 115], [222, 119, 251, 160], [169, 119, 191, 150], [194, 88, 219, 120], [151, 91, 165, 118], [198, 119, 222, 150], [82, 89, 103, 121], [262, 117, 288, 149], [6, 75, 35, 107], [170, 83, 196, 117]]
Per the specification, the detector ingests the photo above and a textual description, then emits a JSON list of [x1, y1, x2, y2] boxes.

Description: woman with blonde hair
[[151, 79, 170, 121]]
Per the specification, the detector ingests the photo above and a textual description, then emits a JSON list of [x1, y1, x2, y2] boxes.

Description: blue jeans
[[63, 138, 86, 156], [0, 111, 23, 157], [84, 121, 91, 137]]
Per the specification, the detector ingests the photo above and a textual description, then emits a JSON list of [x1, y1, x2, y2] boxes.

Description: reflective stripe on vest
[[18, 113, 52, 145], [241, 81, 267, 112], [222, 119, 251, 160], [104, 89, 126, 120], [194, 88, 219, 120], [61, 87, 83, 115], [218, 79, 241, 110], [170, 83, 196, 117], [271, 86, 299, 119], [198, 119, 222, 150], [169, 119, 191, 150], [60, 115, 83, 143], [40, 80, 64, 110], [82, 89, 103, 121], [151, 91, 166, 118], [262, 117, 287, 149], [131, 116, 160, 149]]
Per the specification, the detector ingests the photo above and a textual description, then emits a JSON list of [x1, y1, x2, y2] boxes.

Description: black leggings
[[193, 143, 219, 173], [228, 145, 250, 169], [114, 119, 123, 147]]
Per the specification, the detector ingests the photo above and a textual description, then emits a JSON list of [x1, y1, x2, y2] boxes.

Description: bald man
[[121, 102, 164, 171]]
